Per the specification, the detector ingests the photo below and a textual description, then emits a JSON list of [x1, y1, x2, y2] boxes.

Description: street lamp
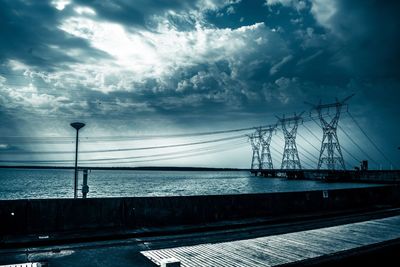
[[70, 122, 85, 198]]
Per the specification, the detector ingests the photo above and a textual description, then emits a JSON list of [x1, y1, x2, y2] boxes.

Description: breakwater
[[1, 186, 399, 237]]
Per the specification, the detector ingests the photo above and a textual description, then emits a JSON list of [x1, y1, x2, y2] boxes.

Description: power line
[[336, 124, 379, 166], [0, 126, 266, 143], [0, 134, 247, 154], [65, 148, 313, 168], [81, 140, 248, 163], [270, 144, 283, 157], [302, 123, 321, 142], [269, 142, 283, 167], [0, 139, 248, 164], [318, 113, 360, 167], [301, 124, 339, 168], [340, 146, 361, 168], [84, 142, 248, 165], [297, 159, 314, 170], [1, 115, 342, 168], [296, 146, 318, 164], [311, 116, 321, 128], [273, 143, 315, 169], [0, 140, 248, 165], [297, 150, 318, 167], [270, 139, 315, 169], [294, 142, 319, 162], [297, 131, 320, 152], [275, 133, 319, 162], [0, 114, 333, 145], [347, 111, 397, 168]]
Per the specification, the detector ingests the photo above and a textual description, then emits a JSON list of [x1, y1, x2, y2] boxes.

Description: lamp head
[[70, 122, 85, 130]]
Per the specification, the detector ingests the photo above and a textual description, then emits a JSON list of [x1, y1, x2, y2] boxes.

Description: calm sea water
[[0, 168, 381, 200]]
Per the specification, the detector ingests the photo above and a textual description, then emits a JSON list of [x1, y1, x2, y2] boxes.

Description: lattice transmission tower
[[306, 94, 354, 170], [278, 113, 303, 170], [249, 131, 261, 170], [248, 126, 275, 170]]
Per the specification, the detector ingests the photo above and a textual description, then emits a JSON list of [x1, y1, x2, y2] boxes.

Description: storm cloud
[[0, 0, 399, 167]]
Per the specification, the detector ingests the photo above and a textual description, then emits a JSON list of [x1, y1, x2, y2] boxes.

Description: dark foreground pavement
[[1, 207, 400, 267]]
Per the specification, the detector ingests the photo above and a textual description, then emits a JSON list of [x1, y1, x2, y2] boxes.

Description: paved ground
[[1, 208, 400, 267]]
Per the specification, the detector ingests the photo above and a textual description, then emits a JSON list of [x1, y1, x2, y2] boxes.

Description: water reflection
[[0, 169, 382, 199]]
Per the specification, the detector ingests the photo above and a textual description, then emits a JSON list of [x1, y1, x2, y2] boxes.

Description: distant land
[[0, 165, 249, 171]]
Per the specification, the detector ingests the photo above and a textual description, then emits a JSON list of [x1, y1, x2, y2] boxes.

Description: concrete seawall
[[1, 186, 400, 236]]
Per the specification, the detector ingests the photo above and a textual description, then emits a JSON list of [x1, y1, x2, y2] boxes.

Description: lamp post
[[70, 122, 85, 198]]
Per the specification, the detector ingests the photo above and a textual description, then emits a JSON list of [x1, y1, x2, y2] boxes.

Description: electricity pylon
[[249, 126, 275, 170], [277, 113, 303, 170], [249, 131, 261, 170], [306, 94, 354, 170], [260, 126, 275, 169]]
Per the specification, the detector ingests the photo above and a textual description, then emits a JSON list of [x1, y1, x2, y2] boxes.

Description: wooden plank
[[273, 236, 336, 255], [355, 222, 400, 234], [307, 229, 365, 246], [191, 244, 248, 267], [351, 229, 400, 243], [210, 242, 268, 267], [348, 221, 400, 239], [223, 240, 287, 266], [193, 245, 246, 267], [195, 244, 250, 267], [141, 251, 161, 265], [373, 216, 400, 226], [314, 227, 380, 245], [250, 239, 305, 262], [237, 239, 293, 265], [141, 215, 400, 267], [217, 242, 272, 267], [288, 231, 358, 252], [367, 220, 400, 230], [0, 264, 41, 267], [172, 246, 216, 267], [164, 249, 197, 267], [258, 239, 312, 260]]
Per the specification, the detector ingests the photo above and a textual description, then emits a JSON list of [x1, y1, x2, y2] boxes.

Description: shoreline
[[0, 165, 247, 171]]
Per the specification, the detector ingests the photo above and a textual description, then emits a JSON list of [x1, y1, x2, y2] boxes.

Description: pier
[[142, 214, 400, 266]]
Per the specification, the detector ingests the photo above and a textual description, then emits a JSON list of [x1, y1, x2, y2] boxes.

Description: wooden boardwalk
[[141, 215, 400, 266]]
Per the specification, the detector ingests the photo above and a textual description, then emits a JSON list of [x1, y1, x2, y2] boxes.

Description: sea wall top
[[1, 186, 399, 237]]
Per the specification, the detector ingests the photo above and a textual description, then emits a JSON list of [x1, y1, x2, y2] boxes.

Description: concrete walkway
[[141, 215, 400, 266]]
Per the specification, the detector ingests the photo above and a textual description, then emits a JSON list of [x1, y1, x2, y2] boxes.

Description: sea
[[0, 168, 382, 200]]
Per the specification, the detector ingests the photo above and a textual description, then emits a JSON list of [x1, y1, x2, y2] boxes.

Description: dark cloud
[[72, 0, 202, 31], [320, 0, 400, 79], [0, 0, 399, 166], [219, 0, 400, 84], [0, 0, 110, 70]]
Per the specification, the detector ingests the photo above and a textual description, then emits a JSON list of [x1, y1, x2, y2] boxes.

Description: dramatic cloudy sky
[[0, 0, 399, 168]]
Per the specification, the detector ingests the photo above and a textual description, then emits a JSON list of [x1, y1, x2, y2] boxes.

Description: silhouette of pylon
[[306, 95, 354, 170], [249, 131, 261, 170], [277, 113, 303, 170], [248, 126, 275, 170]]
